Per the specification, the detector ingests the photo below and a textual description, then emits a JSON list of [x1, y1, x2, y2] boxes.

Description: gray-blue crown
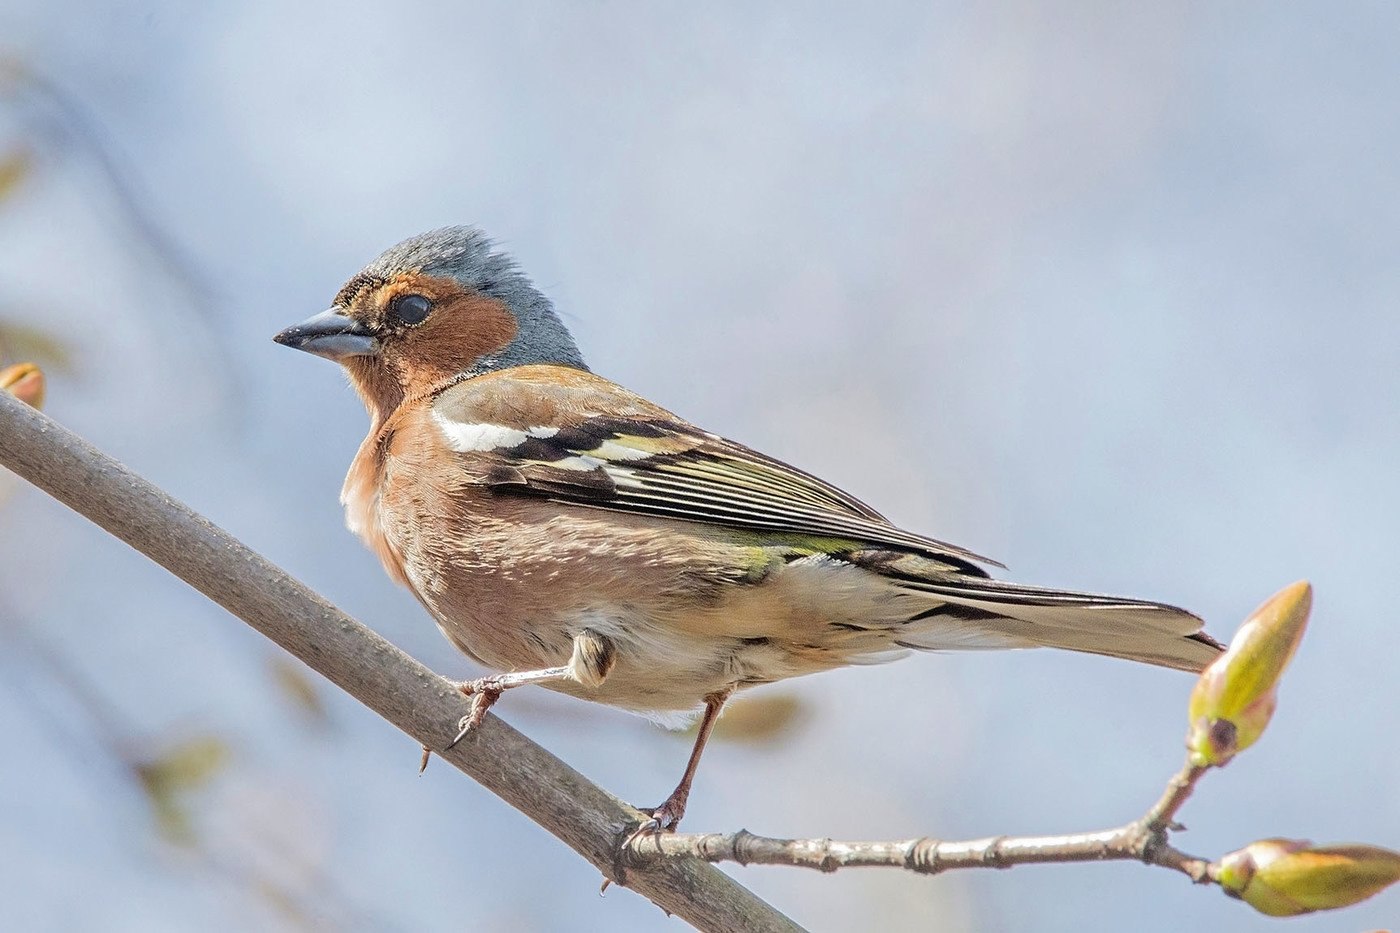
[[354, 226, 587, 375]]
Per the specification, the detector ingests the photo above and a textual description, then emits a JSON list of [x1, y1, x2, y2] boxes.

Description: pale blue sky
[[1, 3, 1397, 930]]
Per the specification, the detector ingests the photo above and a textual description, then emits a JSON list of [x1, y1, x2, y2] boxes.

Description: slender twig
[[0, 390, 802, 933], [1141, 761, 1208, 833], [626, 760, 1218, 886]]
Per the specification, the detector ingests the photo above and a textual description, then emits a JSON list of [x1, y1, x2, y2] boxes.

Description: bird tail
[[890, 576, 1223, 672]]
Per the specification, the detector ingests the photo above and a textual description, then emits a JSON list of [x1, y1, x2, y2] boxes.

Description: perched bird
[[274, 226, 1222, 832]]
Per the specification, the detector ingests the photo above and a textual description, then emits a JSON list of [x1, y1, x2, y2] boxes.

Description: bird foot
[[623, 794, 689, 847], [446, 677, 505, 748]]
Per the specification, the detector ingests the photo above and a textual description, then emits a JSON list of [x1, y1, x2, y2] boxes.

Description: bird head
[[275, 226, 585, 420]]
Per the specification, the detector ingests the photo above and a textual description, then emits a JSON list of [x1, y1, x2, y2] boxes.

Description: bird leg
[[447, 665, 571, 748], [627, 689, 732, 843], [446, 629, 617, 749]]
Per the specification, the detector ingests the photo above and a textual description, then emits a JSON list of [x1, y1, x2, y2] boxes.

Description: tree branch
[[625, 761, 1217, 886], [0, 389, 802, 933]]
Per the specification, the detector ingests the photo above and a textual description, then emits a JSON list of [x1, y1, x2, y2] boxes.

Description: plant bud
[[0, 362, 44, 409], [1218, 838, 1400, 916], [1186, 581, 1310, 766]]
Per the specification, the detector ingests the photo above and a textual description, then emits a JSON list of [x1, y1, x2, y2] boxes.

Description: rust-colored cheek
[[399, 291, 519, 393]]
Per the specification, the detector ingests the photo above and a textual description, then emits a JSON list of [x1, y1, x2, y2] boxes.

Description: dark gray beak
[[273, 309, 377, 361]]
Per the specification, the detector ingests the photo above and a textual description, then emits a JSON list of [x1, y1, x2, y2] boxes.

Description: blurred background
[[1, 3, 1397, 931]]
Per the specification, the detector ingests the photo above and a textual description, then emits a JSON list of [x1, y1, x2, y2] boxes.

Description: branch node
[[728, 829, 754, 866], [816, 838, 839, 873], [983, 835, 1012, 869], [907, 837, 941, 875]]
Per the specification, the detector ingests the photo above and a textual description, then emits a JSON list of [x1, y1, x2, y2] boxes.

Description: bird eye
[[390, 293, 432, 325]]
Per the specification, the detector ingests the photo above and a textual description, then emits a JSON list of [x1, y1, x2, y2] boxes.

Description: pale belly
[[415, 561, 919, 712], [382, 520, 932, 711], [359, 474, 939, 712]]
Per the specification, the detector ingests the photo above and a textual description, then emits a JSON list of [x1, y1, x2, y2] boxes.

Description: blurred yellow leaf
[[150, 735, 230, 790], [0, 149, 28, 202], [0, 58, 25, 93], [704, 694, 809, 744], [0, 322, 72, 370], [270, 655, 328, 724], [134, 735, 231, 845], [144, 792, 195, 845]]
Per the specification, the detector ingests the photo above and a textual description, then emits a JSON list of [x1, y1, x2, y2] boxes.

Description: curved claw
[[624, 817, 664, 849], [623, 796, 688, 848], [445, 678, 504, 749]]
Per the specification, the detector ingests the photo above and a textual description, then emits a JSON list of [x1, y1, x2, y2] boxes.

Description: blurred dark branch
[[627, 761, 1214, 883], [0, 389, 801, 933], [1, 58, 218, 305], [0, 605, 382, 931], [0, 58, 240, 414], [3, 615, 132, 746]]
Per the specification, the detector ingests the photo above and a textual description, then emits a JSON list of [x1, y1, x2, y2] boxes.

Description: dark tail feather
[[897, 577, 1223, 672]]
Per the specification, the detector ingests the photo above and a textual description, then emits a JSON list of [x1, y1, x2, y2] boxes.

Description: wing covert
[[449, 410, 1001, 574]]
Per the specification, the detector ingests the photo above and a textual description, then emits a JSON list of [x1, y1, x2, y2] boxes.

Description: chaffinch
[[275, 227, 1221, 832]]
